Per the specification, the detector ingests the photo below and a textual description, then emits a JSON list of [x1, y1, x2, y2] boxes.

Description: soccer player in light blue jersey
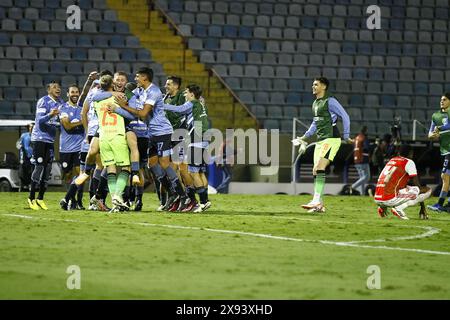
[[28, 82, 63, 210], [58, 84, 85, 210]]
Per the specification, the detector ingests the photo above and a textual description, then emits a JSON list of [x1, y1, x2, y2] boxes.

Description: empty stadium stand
[[0, 0, 448, 139], [155, 0, 449, 138]]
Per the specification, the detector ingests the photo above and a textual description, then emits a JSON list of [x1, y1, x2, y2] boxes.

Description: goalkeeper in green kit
[[292, 77, 351, 213], [94, 75, 136, 212]]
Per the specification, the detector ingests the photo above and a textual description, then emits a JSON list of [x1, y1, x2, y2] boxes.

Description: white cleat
[[301, 201, 322, 210], [307, 204, 326, 213], [391, 208, 409, 220], [193, 201, 212, 213], [156, 204, 165, 212], [112, 195, 129, 210]]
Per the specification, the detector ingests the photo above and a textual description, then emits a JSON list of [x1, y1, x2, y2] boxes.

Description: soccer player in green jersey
[[163, 76, 197, 208], [427, 92, 450, 212], [94, 75, 135, 211], [292, 77, 351, 213]]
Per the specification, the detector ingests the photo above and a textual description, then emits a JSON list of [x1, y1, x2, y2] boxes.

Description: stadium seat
[[15, 102, 32, 116]]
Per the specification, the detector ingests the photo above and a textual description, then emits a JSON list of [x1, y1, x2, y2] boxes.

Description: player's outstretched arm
[[162, 101, 193, 114], [78, 72, 98, 104]]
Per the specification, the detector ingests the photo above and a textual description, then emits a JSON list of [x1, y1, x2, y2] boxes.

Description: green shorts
[[99, 135, 130, 167], [314, 138, 341, 165]]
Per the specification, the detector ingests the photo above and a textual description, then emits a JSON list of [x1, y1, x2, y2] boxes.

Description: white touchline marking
[[2, 213, 450, 256]]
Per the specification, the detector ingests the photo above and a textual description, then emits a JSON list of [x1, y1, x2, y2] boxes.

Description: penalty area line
[[2, 213, 450, 256]]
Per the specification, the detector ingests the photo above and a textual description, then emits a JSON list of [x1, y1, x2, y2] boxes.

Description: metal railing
[[290, 117, 312, 195]]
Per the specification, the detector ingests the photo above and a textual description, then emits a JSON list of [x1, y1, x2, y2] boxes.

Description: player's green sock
[[107, 173, 117, 197], [313, 170, 326, 203], [115, 171, 130, 196]]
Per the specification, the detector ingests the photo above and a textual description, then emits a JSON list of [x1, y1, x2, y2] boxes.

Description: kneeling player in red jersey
[[374, 144, 431, 220]]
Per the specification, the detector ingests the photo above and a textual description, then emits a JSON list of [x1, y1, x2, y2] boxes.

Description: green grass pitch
[[1, 192, 450, 299]]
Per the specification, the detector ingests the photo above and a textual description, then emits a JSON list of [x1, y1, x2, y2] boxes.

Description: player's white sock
[[396, 189, 432, 211], [312, 193, 321, 204]]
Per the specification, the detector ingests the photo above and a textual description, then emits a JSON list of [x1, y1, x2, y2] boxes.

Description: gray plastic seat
[[430, 70, 444, 82], [2, 19, 16, 31], [244, 65, 259, 77], [276, 66, 290, 78], [235, 40, 249, 51], [22, 47, 37, 59], [257, 79, 272, 91], [281, 41, 295, 53], [220, 39, 233, 51], [51, 20, 66, 31], [273, 79, 287, 91], [211, 14, 225, 25], [351, 81, 364, 92], [239, 91, 254, 104], [197, 13, 210, 25], [82, 21, 97, 33], [216, 51, 231, 64], [399, 70, 413, 81], [88, 9, 102, 21], [241, 78, 256, 90], [286, 16, 300, 28], [329, 29, 343, 40], [10, 74, 27, 87], [264, 119, 279, 130], [256, 16, 270, 27], [226, 14, 240, 26], [88, 49, 103, 61], [21, 88, 36, 101], [226, 77, 240, 90], [181, 13, 195, 24], [188, 38, 203, 50], [200, 51, 214, 64], [279, 53, 293, 65], [56, 48, 71, 60], [298, 29, 313, 40], [25, 8, 39, 20], [229, 65, 243, 77], [12, 33, 27, 46], [242, 15, 255, 27], [104, 10, 117, 21], [385, 69, 399, 81], [213, 64, 226, 76], [215, 1, 228, 14], [6, 47, 21, 59], [260, 66, 274, 77], [367, 82, 381, 93]]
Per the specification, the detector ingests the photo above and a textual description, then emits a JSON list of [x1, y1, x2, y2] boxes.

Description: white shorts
[[375, 186, 420, 208]]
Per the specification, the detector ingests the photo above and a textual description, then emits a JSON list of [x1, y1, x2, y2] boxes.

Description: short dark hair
[[361, 126, 368, 134], [114, 71, 128, 78], [314, 77, 330, 90], [99, 69, 113, 77], [100, 75, 113, 91], [444, 92, 450, 100], [167, 75, 182, 87], [137, 67, 153, 82], [125, 82, 137, 92], [46, 81, 60, 90], [186, 84, 202, 99], [398, 144, 411, 157], [67, 84, 79, 92]]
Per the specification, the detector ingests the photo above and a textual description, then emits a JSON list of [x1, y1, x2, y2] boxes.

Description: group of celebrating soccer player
[[26, 68, 212, 213]]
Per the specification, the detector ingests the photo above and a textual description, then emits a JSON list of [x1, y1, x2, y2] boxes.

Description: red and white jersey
[[374, 156, 417, 201]]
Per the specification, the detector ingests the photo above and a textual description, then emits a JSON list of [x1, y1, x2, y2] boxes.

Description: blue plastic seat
[[231, 51, 246, 64], [136, 49, 151, 60], [121, 49, 136, 61], [208, 25, 222, 38], [342, 42, 356, 54], [67, 61, 83, 75], [301, 17, 315, 28], [4, 88, 21, 101], [204, 38, 219, 50], [286, 93, 301, 105], [115, 22, 129, 34], [417, 57, 430, 68], [0, 33, 10, 45], [193, 25, 207, 37], [223, 25, 237, 38], [239, 26, 252, 39], [45, 34, 59, 47], [250, 40, 264, 52], [381, 95, 396, 107], [110, 35, 125, 47], [415, 83, 428, 95], [353, 68, 367, 80], [317, 17, 330, 29], [357, 42, 371, 54], [368, 69, 383, 80], [40, 8, 54, 20], [18, 19, 33, 31], [72, 48, 87, 60], [50, 61, 66, 74], [387, 43, 402, 55]]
